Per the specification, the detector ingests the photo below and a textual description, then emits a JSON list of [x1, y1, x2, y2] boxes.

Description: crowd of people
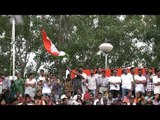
[[0, 66, 160, 105]]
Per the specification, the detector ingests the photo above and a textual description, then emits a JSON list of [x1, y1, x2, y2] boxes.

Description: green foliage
[[0, 15, 160, 78]]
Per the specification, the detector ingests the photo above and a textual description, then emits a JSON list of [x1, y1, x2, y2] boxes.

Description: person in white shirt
[[86, 69, 97, 97], [66, 91, 74, 105], [98, 69, 109, 95], [95, 68, 102, 90], [1, 74, 11, 103], [108, 69, 121, 98], [134, 69, 146, 94], [153, 69, 160, 95], [121, 68, 134, 98], [73, 88, 83, 101], [42, 75, 51, 96], [25, 73, 36, 99], [38, 69, 45, 82], [130, 67, 136, 97], [78, 66, 87, 94], [94, 92, 102, 105]]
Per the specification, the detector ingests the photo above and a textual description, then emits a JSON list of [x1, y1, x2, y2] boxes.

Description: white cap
[[61, 94, 67, 100], [71, 100, 80, 105]]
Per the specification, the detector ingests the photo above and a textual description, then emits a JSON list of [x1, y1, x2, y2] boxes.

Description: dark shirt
[[73, 76, 82, 91]]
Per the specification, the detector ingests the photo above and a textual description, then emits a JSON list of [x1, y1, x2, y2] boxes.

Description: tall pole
[[12, 16, 15, 80], [105, 54, 108, 69]]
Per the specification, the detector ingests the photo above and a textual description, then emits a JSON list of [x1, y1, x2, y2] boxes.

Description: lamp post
[[99, 42, 113, 69], [8, 15, 23, 80]]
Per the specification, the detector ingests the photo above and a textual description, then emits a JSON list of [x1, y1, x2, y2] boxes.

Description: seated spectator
[[127, 96, 136, 105], [146, 100, 153, 105], [123, 90, 133, 104], [44, 94, 52, 105], [107, 91, 114, 105], [152, 94, 160, 105], [122, 102, 127, 105], [96, 100, 101, 105], [51, 90, 59, 102], [0, 98, 6, 105], [76, 98, 83, 105], [73, 88, 82, 101], [145, 91, 154, 103], [140, 93, 146, 105], [23, 94, 33, 105], [62, 98, 68, 105], [94, 93, 102, 105], [134, 92, 142, 104], [101, 96, 108, 105], [83, 88, 90, 102], [35, 89, 42, 98]]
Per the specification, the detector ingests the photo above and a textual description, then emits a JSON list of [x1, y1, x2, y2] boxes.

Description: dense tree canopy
[[0, 15, 159, 78]]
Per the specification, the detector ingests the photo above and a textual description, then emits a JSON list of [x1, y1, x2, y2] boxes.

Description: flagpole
[[12, 16, 16, 80], [9, 15, 23, 80]]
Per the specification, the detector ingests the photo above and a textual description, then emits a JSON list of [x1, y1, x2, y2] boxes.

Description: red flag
[[41, 29, 66, 56]]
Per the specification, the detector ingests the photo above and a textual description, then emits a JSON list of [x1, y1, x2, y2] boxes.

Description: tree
[[0, 15, 159, 78]]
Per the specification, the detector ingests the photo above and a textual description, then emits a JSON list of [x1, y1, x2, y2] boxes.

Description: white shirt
[[8, 76, 17, 81], [101, 77, 109, 87], [86, 75, 97, 90], [25, 78, 36, 85], [81, 73, 87, 81], [66, 70, 70, 78], [83, 73, 87, 78], [73, 94, 83, 100], [42, 82, 51, 94], [153, 76, 160, 94], [81, 72, 88, 84], [95, 74, 102, 86], [61, 94, 67, 99], [2, 77, 11, 90], [81, 72, 88, 94], [94, 99, 100, 105], [134, 75, 146, 93], [38, 76, 45, 82], [97, 75, 109, 87], [95, 73, 102, 79], [121, 73, 133, 89], [108, 76, 121, 90], [25, 78, 36, 98]]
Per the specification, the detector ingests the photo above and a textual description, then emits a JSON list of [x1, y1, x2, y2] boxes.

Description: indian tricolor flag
[[41, 29, 66, 56]]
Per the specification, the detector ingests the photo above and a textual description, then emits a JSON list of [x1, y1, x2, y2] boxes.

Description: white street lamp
[[8, 15, 23, 80], [99, 42, 113, 69]]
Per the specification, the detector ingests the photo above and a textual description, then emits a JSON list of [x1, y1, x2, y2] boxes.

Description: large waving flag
[[41, 29, 66, 56]]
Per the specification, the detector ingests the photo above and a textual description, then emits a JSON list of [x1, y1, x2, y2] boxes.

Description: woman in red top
[[123, 90, 132, 103], [134, 91, 142, 104], [83, 88, 90, 102]]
